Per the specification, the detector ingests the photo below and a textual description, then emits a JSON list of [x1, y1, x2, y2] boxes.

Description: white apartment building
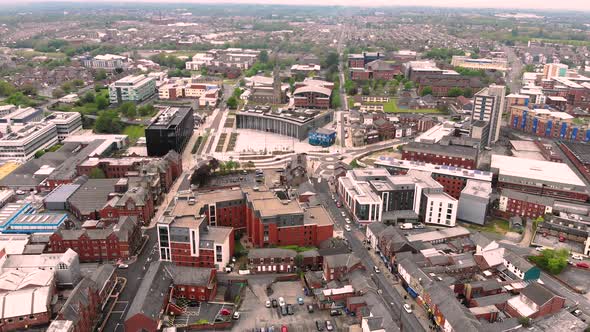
[[0, 122, 58, 161], [82, 54, 130, 70], [45, 112, 83, 141], [185, 53, 215, 70], [422, 192, 458, 227], [472, 85, 506, 145], [108, 75, 156, 104]]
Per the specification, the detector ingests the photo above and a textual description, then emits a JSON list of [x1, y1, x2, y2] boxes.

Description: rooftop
[[375, 157, 492, 182], [406, 226, 470, 243], [147, 106, 192, 130], [404, 141, 478, 160], [238, 105, 332, 125], [491, 155, 586, 187]]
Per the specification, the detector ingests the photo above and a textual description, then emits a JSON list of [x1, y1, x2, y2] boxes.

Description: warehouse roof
[[491, 155, 585, 187]]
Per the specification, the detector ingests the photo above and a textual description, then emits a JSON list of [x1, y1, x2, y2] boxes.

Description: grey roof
[[324, 253, 361, 269], [165, 265, 213, 286], [471, 293, 512, 307], [470, 232, 493, 249], [90, 264, 116, 292], [299, 249, 320, 258], [426, 283, 480, 332], [365, 316, 384, 331], [248, 248, 297, 259], [68, 179, 119, 215], [47, 140, 105, 181], [404, 141, 478, 160], [367, 222, 387, 236], [125, 261, 173, 322], [503, 249, 535, 272], [501, 188, 555, 206], [521, 282, 561, 306], [0, 148, 75, 188], [44, 184, 81, 204], [60, 277, 97, 323], [114, 216, 138, 242]]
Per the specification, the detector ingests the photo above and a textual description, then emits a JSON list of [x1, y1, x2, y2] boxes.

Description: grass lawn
[[278, 245, 317, 253], [123, 125, 145, 143], [464, 219, 510, 235]]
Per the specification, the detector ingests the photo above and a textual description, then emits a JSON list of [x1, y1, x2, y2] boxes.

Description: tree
[[119, 102, 137, 118], [227, 96, 238, 109], [114, 68, 124, 74], [294, 254, 304, 268], [403, 81, 414, 90], [89, 167, 106, 179], [518, 317, 531, 327], [463, 87, 473, 98], [259, 50, 269, 64], [19, 83, 37, 96], [232, 88, 243, 98], [524, 64, 535, 73], [34, 150, 46, 158], [96, 95, 109, 110], [82, 91, 95, 104], [94, 69, 107, 81], [362, 84, 370, 96], [94, 110, 123, 134], [52, 88, 66, 99], [138, 104, 155, 117], [323, 52, 340, 68], [6, 92, 32, 107], [0, 81, 16, 97], [448, 87, 464, 97], [529, 248, 569, 275], [421, 86, 433, 96]]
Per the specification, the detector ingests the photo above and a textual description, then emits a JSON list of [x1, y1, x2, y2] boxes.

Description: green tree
[[61, 81, 74, 94], [362, 84, 370, 96], [404, 81, 414, 90], [524, 64, 535, 72], [232, 87, 243, 98], [89, 167, 106, 179], [421, 86, 433, 96], [52, 88, 66, 99], [6, 92, 32, 107], [119, 102, 136, 118], [463, 87, 473, 98], [94, 110, 123, 134], [96, 95, 109, 110], [138, 104, 155, 117], [227, 96, 238, 109], [448, 87, 464, 97], [19, 83, 37, 96], [323, 52, 340, 68], [518, 317, 530, 327], [529, 248, 569, 275], [94, 69, 107, 81], [34, 150, 46, 158], [0, 81, 16, 97], [82, 91, 95, 104], [259, 50, 269, 63]]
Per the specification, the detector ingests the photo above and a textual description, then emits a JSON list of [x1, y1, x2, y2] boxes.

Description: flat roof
[[491, 155, 586, 187], [406, 226, 470, 243], [375, 157, 492, 182], [251, 198, 301, 218], [304, 206, 333, 226]]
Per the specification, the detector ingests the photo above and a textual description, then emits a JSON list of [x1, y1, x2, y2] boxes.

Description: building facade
[[145, 106, 194, 157], [472, 85, 506, 145], [108, 75, 157, 104]]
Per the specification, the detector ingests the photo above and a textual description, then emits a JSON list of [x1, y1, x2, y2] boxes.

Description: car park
[[403, 303, 412, 313]]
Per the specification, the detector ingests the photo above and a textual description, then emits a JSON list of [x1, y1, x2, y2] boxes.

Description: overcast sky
[[1, 0, 589, 11]]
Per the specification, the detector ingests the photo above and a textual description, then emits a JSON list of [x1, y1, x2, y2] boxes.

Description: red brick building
[[168, 266, 218, 301], [505, 283, 565, 319], [245, 189, 334, 248], [498, 189, 554, 219], [56, 277, 101, 332], [323, 253, 363, 282], [293, 84, 332, 109], [402, 142, 478, 170], [415, 74, 483, 97], [47, 216, 142, 262], [198, 190, 247, 231]]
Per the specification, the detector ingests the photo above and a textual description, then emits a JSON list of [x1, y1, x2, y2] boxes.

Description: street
[[312, 178, 425, 332]]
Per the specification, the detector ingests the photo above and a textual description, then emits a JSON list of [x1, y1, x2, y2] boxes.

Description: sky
[[1, 0, 589, 11]]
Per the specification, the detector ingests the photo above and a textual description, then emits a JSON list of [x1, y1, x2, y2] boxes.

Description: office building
[[145, 106, 194, 157], [308, 128, 336, 147], [542, 63, 569, 80], [491, 154, 588, 202], [236, 106, 333, 141], [82, 54, 129, 70], [451, 56, 508, 71], [401, 141, 478, 170], [472, 85, 506, 145], [108, 74, 156, 104], [457, 180, 492, 225], [293, 78, 334, 109], [0, 107, 43, 125], [0, 122, 58, 162], [45, 112, 83, 141]]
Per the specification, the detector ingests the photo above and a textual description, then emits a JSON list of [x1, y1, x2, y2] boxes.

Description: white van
[[399, 223, 413, 230]]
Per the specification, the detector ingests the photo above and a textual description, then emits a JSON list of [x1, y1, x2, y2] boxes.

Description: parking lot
[[532, 232, 586, 254], [167, 302, 235, 328], [558, 266, 590, 294], [232, 280, 347, 331]]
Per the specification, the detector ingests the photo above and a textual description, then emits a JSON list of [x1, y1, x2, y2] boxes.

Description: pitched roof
[[60, 277, 97, 323], [325, 253, 361, 269], [248, 248, 297, 259], [68, 179, 119, 215], [521, 282, 561, 306], [125, 261, 172, 322], [165, 265, 214, 286]]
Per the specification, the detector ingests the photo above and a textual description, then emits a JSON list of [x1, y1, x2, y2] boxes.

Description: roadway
[[503, 46, 523, 94], [312, 179, 425, 332]]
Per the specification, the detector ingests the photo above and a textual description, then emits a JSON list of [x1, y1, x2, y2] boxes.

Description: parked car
[[572, 254, 584, 260], [345, 218, 351, 224], [345, 225, 351, 232], [287, 304, 294, 315], [573, 309, 583, 317], [307, 304, 314, 313], [265, 300, 271, 308], [117, 263, 129, 269], [280, 305, 288, 316], [281, 326, 288, 332], [336, 201, 342, 208], [297, 297, 304, 305], [340, 211, 346, 217], [220, 308, 231, 316], [330, 309, 342, 316], [325, 320, 334, 331], [278, 297, 285, 306], [232, 311, 241, 320], [272, 299, 278, 307], [403, 304, 413, 313], [535, 247, 546, 252], [373, 266, 380, 273], [414, 223, 425, 229], [576, 262, 590, 269], [315, 320, 324, 331]]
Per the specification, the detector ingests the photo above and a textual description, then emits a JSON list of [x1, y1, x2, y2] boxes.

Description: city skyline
[[1, 0, 589, 11]]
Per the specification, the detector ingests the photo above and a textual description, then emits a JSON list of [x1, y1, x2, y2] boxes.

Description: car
[[325, 320, 334, 331], [233, 311, 241, 320], [535, 247, 545, 252], [307, 304, 314, 313], [373, 266, 380, 273], [281, 326, 288, 332], [414, 223, 425, 229], [403, 303, 413, 313], [331, 194, 335, 200], [265, 300, 271, 308], [345, 225, 351, 232], [573, 309, 583, 317], [330, 309, 342, 316], [340, 211, 346, 217], [315, 320, 324, 331], [225, 266, 232, 273], [271, 299, 278, 307], [280, 305, 288, 316], [286, 304, 294, 315], [345, 218, 351, 224], [336, 202, 342, 208], [220, 308, 232, 316], [117, 263, 129, 269], [188, 301, 199, 307], [572, 254, 584, 260], [15, 190, 25, 195], [576, 262, 590, 269], [278, 297, 285, 306], [297, 297, 304, 305]]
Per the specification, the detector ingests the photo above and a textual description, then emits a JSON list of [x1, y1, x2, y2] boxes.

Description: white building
[[185, 53, 215, 70], [472, 85, 506, 145], [0, 123, 58, 161], [0, 105, 16, 117], [108, 75, 156, 104], [45, 112, 83, 141], [82, 54, 129, 70], [421, 191, 458, 227], [0, 249, 81, 286]]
